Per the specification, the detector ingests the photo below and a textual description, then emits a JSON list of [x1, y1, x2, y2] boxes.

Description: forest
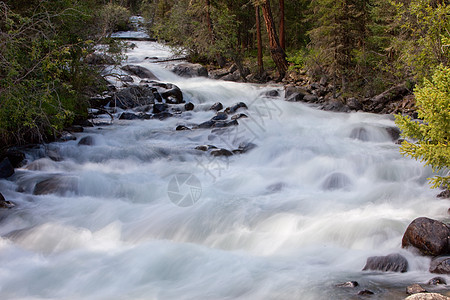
[[0, 0, 449, 186]]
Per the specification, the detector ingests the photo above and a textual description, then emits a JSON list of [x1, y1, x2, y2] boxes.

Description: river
[[0, 40, 447, 300]]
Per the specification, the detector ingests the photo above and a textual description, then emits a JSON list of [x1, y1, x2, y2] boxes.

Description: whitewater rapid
[[0, 41, 448, 299]]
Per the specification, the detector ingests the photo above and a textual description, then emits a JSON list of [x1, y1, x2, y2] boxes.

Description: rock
[[362, 253, 408, 273], [285, 86, 308, 99], [33, 176, 78, 196], [113, 85, 156, 109], [303, 94, 319, 102], [321, 172, 352, 191], [212, 112, 228, 121], [265, 90, 280, 97], [437, 190, 450, 199], [386, 127, 401, 141], [402, 217, 450, 256], [153, 103, 168, 114], [358, 290, 374, 296], [225, 102, 248, 114], [176, 125, 191, 131], [372, 83, 409, 104], [153, 112, 173, 120], [119, 112, 141, 120], [347, 97, 363, 110], [232, 142, 257, 154], [428, 277, 447, 285], [184, 102, 195, 111], [78, 136, 94, 146], [120, 75, 134, 83], [319, 76, 328, 86], [210, 102, 223, 111], [58, 132, 76, 142], [64, 125, 84, 133], [405, 293, 450, 300], [195, 145, 217, 151], [198, 120, 216, 129], [0, 193, 15, 209], [310, 82, 320, 90], [322, 100, 350, 112], [4, 149, 25, 168], [0, 158, 14, 179], [350, 127, 370, 141], [172, 63, 208, 77], [214, 120, 238, 128], [231, 113, 248, 120], [336, 281, 359, 288], [407, 284, 427, 295], [210, 149, 233, 157], [122, 65, 158, 80], [221, 70, 241, 82], [85, 53, 114, 65], [286, 92, 305, 102], [430, 257, 450, 274], [47, 150, 62, 162], [156, 83, 184, 104]]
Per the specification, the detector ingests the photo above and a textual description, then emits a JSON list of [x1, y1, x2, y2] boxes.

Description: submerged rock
[[358, 290, 374, 296], [336, 281, 359, 288], [402, 217, 450, 256], [350, 127, 369, 141], [427, 277, 447, 285], [406, 284, 427, 295], [78, 136, 94, 146], [321, 172, 352, 191], [362, 253, 408, 273], [0, 158, 14, 178], [429, 257, 450, 274], [33, 176, 78, 196]]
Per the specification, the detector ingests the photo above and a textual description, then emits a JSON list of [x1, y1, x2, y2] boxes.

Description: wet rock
[[322, 100, 350, 112], [347, 97, 363, 111], [402, 217, 450, 256], [350, 127, 370, 141], [265, 90, 279, 97], [0, 193, 15, 209], [405, 293, 450, 300], [225, 102, 248, 114], [119, 112, 141, 120], [286, 92, 305, 102], [232, 142, 257, 154], [198, 120, 216, 129], [58, 132, 77, 142], [231, 113, 248, 120], [210, 149, 233, 157], [184, 102, 194, 111], [437, 190, 450, 199], [0, 158, 14, 179], [4, 149, 26, 168], [85, 53, 114, 65], [285, 86, 308, 102], [358, 290, 374, 296], [120, 75, 134, 83], [157, 83, 184, 104], [64, 125, 84, 133], [385, 127, 401, 141], [172, 63, 208, 77], [113, 85, 156, 109], [78, 136, 94, 146], [153, 103, 168, 114], [33, 176, 78, 196], [427, 277, 447, 285], [153, 112, 173, 120], [321, 172, 352, 191], [210, 102, 223, 111], [47, 150, 62, 162], [303, 94, 319, 102], [221, 70, 241, 82], [336, 281, 359, 288], [407, 284, 427, 295], [214, 120, 238, 128], [195, 145, 217, 151], [429, 257, 450, 274], [362, 253, 408, 273], [176, 125, 191, 131], [212, 112, 228, 121], [122, 65, 158, 80]]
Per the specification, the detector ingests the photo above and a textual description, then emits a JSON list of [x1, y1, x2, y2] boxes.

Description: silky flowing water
[[0, 41, 448, 300]]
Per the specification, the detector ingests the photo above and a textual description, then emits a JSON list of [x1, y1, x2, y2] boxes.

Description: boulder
[[221, 70, 241, 82], [210, 149, 233, 157], [336, 281, 359, 288], [121, 65, 158, 80], [195, 145, 217, 151], [362, 253, 408, 273], [358, 290, 374, 296], [212, 112, 228, 121], [33, 176, 78, 196], [406, 284, 427, 295], [428, 277, 447, 285], [303, 94, 319, 102], [58, 132, 76, 142], [113, 85, 156, 109], [385, 127, 401, 141], [231, 113, 248, 120], [78, 136, 94, 146], [225, 102, 248, 114], [153, 103, 168, 114], [0, 193, 15, 209], [119, 112, 142, 120], [172, 63, 208, 77], [347, 97, 363, 111], [176, 125, 191, 131], [155, 82, 184, 104], [0, 158, 14, 178], [437, 190, 450, 199], [153, 112, 173, 120], [402, 217, 450, 256], [210, 102, 223, 111], [429, 257, 450, 274], [405, 293, 450, 300], [321, 100, 350, 112], [264, 90, 280, 97], [120, 75, 134, 83], [4, 149, 25, 168], [184, 102, 194, 111]]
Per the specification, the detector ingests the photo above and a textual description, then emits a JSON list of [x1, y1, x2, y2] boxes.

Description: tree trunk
[[205, 0, 214, 38], [255, 5, 264, 75], [260, 0, 288, 80], [279, 0, 285, 50]]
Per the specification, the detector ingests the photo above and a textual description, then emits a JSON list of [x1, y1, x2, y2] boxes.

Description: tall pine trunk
[[279, 0, 285, 50], [256, 5, 264, 75], [260, 0, 288, 80]]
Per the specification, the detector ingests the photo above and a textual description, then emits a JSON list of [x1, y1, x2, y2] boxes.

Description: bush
[[395, 65, 450, 189]]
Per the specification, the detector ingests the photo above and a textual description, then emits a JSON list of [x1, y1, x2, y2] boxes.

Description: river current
[[0, 41, 448, 299]]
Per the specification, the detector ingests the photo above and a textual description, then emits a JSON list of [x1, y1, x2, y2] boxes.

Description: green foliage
[[395, 65, 450, 189], [287, 49, 308, 70], [99, 3, 131, 37]]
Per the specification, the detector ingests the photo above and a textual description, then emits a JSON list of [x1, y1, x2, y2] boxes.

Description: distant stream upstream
[[0, 38, 448, 300]]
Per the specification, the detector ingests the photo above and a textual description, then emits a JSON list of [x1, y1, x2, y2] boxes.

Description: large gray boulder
[[172, 63, 208, 77], [402, 217, 450, 256], [122, 65, 159, 80]]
